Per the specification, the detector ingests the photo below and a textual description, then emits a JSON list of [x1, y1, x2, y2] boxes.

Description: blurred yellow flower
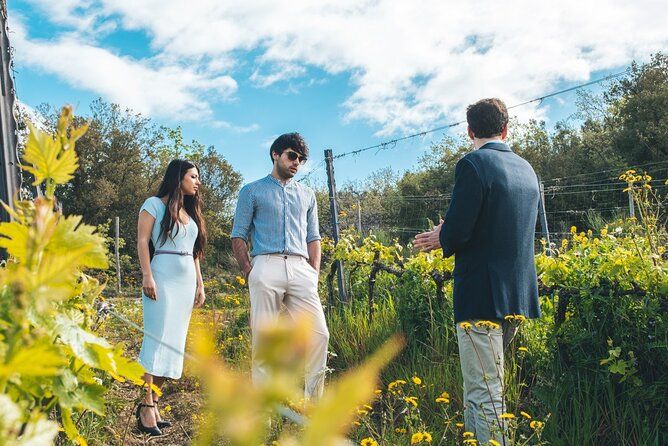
[[500, 413, 515, 419], [164, 405, 172, 412], [235, 276, 246, 286], [530, 420, 545, 430], [360, 438, 378, 446], [459, 322, 472, 330], [404, 396, 418, 408], [395, 427, 407, 434], [412, 376, 422, 385], [518, 347, 528, 353], [463, 431, 474, 438], [521, 411, 532, 419], [455, 422, 464, 428], [489, 440, 501, 446]]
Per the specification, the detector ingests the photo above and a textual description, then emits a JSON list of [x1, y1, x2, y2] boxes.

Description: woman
[[135, 159, 207, 436]]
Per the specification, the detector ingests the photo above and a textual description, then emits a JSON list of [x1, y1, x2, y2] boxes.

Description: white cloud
[[250, 63, 307, 88], [210, 120, 260, 133], [15, 0, 668, 134], [10, 21, 237, 121]]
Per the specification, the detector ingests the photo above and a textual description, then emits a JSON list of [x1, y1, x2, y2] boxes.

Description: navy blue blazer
[[439, 142, 541, 323]]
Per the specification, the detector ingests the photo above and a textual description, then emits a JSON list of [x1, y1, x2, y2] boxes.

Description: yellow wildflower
[[423, 432, 432, 442], [518, 347, 528, 353], [601, 227, 608, 237], [411, 432, 424, 444], [500, 413, 516, 419], [489, 440, 501, 446], [164, 405, 172, 412], [404, 396, 418, 408], [235, 275, 246, 286], [435, 391, 450, 403], [459, 322, 472, 330], [521, 411, 532, 419], [530, 420, 545, 430], [360, 438, 378, 446], [475, 320, 500, 330], [455, 422, 464, 428], [463, 440, 478, 445], [395, 427, 407, 434], [374, 389, 382, 395], [412, 376, 422, 385], [388, 379, 407, 391], [463, 431, 475, 438], [570, 226, 577, 234]]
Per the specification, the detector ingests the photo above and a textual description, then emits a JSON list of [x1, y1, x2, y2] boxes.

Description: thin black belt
[[154, 250, 192, 256]]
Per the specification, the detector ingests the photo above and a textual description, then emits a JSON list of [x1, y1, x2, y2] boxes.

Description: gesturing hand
[[142, 275, 158, 300], [413, 220, 443, 252]]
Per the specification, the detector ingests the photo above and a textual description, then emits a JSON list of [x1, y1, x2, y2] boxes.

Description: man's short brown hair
[[466, 98, 508, 138]]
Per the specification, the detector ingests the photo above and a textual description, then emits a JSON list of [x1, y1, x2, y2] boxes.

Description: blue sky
[[8, 1, 667, 188]]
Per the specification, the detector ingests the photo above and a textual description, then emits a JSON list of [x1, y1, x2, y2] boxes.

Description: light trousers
[[248, 254, 329, 400], [456, 320, 517, 444]]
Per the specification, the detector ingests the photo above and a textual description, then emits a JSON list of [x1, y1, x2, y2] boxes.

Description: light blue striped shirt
[[231, 175, 321, 258]]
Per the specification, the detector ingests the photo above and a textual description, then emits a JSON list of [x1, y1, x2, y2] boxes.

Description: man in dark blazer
[[414, 98, 541, 443]]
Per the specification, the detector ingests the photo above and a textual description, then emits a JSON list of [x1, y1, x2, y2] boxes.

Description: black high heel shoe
[[153, 398, 172, 429], [135, 403, 163, 436]]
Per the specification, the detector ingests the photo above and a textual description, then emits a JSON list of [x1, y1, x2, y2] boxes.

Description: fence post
[[538, 181, 552, 256], [0, 4, 20, 261], [627, 188, 635, 218], [324, 149, 348, 303], [114, 216, 121, 295]]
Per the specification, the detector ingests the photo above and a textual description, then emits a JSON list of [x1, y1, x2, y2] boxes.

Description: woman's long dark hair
[[151, 159, 207, 259]]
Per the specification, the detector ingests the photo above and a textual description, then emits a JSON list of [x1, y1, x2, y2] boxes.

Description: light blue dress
[[138, 196, 198, 379]]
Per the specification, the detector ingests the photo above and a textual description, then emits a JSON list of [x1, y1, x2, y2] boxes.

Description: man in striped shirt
[[231, 132, 329, 400]]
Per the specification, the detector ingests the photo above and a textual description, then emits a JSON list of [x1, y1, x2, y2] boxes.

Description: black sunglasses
[[284, 150, 307, 164]]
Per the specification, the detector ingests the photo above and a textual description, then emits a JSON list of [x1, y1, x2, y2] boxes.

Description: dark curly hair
[[269, 132, 309, 163], [466, 98, 508, 138]]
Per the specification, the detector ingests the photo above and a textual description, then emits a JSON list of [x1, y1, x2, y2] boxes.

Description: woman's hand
[[194, 284, 206, 308], [142, 275, 158, 300]]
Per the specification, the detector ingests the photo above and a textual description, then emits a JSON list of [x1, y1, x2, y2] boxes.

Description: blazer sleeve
[[439, 158, 484, 258]]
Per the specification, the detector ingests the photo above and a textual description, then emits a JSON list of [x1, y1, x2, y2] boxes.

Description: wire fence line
[[296, 68, 637, 184], [322, 164, 667, 243]]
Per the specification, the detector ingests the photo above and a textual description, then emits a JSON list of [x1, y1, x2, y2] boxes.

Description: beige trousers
[[248, 254, 329, 400], [456, 321, 518, 444]]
